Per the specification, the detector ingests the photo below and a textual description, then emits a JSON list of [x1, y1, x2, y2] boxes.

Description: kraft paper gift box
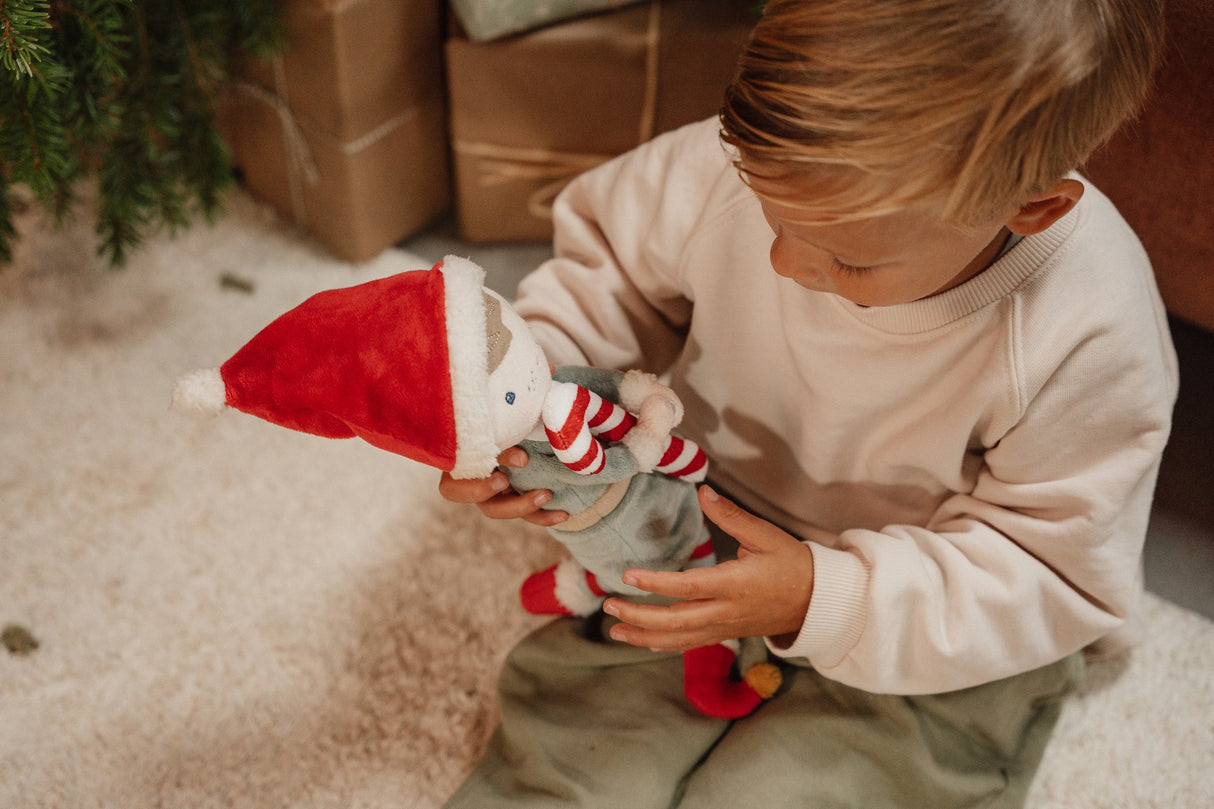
[[449, 0, 648, 41], [446, 0, 756, 243], [223, 0, 449, 263]]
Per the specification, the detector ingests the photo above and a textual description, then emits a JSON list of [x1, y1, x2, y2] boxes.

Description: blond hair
[[721, 0, 1165, 227]]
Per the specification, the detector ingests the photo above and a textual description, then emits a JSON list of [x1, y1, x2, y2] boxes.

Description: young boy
[[439, 0, 1177, 806]]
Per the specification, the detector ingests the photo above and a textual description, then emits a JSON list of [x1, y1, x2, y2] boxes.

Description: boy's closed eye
[[830, 257, 876, 276]]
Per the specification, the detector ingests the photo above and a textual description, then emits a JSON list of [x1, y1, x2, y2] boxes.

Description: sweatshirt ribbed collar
[[831, 206, 1079, 334]]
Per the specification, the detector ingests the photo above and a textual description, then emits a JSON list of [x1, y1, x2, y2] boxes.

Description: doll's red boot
[[682, 642, 783, 719], [519, 559, 608, 617]]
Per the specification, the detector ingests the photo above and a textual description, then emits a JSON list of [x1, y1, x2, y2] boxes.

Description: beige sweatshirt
[[513, 117, 1178, 695]]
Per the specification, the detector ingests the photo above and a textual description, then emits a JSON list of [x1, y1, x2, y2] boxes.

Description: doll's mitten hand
[[620, 422, 666, 472], [620, 397, 679, 472], [615, 370, 682, 472], [619, 370, 685, 427], [623, 391, 686, 472], [637, 393, 681, 437]]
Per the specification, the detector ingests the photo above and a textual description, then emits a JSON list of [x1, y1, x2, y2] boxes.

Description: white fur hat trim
[[439, 255, 500, 479]]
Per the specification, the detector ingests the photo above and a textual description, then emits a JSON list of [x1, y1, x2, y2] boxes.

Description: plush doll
[[172, 255, 781, 718]]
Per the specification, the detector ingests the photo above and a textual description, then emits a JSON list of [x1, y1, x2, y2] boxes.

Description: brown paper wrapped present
[[446, 0, 756, 243], [223, 0, 449, 263], [450, 0, 649, 41]]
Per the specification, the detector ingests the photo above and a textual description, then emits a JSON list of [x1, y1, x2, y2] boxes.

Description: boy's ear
[[1007, 179, 1085, 236]]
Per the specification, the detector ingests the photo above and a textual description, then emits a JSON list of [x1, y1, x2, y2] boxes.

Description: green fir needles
[[0, 0, 282, 265]]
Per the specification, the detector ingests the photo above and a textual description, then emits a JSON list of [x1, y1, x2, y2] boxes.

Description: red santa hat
[[172, 255, 501, 479]]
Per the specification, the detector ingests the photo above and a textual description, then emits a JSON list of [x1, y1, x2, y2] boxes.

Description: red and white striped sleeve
[[542, 381, 707, 481], [543, 382, 622, 475], [653, 434, 708, 481]]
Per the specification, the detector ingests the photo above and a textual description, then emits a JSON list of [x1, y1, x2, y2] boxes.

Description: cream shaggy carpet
[[2, 192, 1212, 808]]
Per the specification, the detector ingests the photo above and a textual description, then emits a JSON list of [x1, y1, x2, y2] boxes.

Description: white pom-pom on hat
[[171, 367, 227, 418]]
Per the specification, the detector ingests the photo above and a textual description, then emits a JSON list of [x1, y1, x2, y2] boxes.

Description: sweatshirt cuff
[[767, 543, 869, 667]]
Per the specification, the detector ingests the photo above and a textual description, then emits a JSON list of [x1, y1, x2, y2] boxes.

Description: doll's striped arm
[[543, 382, 625, 474], [543, 381, 707, 480], [653, 434, 708, 480]]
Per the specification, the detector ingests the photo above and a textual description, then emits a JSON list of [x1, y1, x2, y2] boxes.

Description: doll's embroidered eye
[[505, 392, 516, 405]]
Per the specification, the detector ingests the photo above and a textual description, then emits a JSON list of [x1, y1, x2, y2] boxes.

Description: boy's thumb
[[698, 485, 804, 558], [698, 485, 767, 543]]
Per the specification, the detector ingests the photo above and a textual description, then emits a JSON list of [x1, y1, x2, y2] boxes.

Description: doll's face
[[483, 290, 551, 448]]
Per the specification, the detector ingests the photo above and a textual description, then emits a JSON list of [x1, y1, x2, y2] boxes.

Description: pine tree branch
[[1, 0, 52, 76], [1, 0, 282, 267]]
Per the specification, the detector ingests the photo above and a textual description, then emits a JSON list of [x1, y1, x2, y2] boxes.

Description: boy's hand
[[603, 486, 814, 651], [437, 447, 569, 527]]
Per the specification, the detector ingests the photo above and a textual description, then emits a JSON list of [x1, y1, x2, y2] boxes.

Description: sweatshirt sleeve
[[513, 118, 727, 373], [773, 248, 1179, 694]]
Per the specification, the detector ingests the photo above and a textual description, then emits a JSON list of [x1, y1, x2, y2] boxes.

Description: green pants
[[445, 616, 1082, 809]]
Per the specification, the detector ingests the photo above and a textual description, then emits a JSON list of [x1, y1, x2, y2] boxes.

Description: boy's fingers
[[436, 447, 566, 524], [604, 598, 727, 649], [522, 507, 569, 527], [622, 566, 722, 599], [438, 470, 511, 504], [439, 444, 527, 503], [699, 485, 790, 551], [609, 625, 713, 652], [478, 489, 556, 521], [438, 460, 566, 524], [699, 485, 754, 530], [496, 446, 529, 468], [605, 596, 714, 627]]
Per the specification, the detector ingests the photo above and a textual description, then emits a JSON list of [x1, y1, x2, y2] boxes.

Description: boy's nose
[[769, 235, 817, 281], [768, 234, 796, 278]]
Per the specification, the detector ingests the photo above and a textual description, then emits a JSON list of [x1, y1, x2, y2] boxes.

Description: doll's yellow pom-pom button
[[744, 662, 783, 699]]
